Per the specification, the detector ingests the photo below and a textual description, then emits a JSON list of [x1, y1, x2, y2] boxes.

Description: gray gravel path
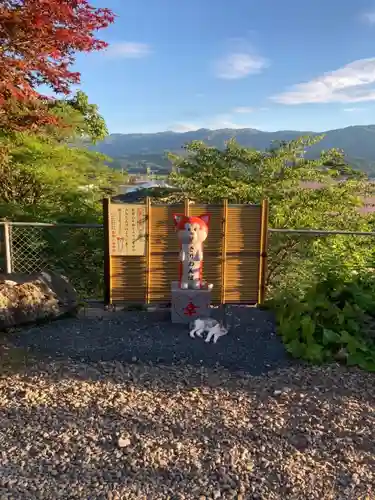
[[0, 361, 374, 499], [11, 306, 292, 375]]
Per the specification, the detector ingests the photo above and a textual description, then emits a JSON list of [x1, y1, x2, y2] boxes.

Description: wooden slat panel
[[145, 197, 151, 304], [221, 200, 228, 304], [149, 254, 179, 302], [226, 206, 262, 252], [106, 200, 268, 306], [189, 204, 223, 253], [224, 255, 260, 303], [111, 256, 146, 302], [258, 199, 269, 304], [150, 204, 183, 253], [202, 255, 222, 304], [149, 202, 182, 303]]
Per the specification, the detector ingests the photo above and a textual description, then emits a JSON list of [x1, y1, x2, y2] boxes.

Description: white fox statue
[[173, 213, 213, 290]]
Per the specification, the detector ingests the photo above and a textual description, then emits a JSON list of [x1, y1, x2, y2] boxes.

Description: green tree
[[168, 136, 372, 292], [0, 91, 122, 222], [47, 91, 109, 144], [0, 92, 123, 297], [0, 132, 121, 221]]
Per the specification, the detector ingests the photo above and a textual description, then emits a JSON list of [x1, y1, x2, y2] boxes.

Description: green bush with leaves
[[270, 268, 375, 371]]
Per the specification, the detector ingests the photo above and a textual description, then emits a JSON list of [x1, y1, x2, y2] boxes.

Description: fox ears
[[172, 213, 211, 227], [172, 213, 185, 226], [199, 213, 210, 226]]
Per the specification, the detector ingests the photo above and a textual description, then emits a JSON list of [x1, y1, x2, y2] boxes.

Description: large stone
[[171, 281, 212, 324], [0, 271, 78, 329]]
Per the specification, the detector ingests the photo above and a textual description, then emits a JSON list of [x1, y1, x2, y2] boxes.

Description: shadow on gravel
[[10, 305, 294, 376], [1, 360, 374, 499], [2, 310, 374, 498]]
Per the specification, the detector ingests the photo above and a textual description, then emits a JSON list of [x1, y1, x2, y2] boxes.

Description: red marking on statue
[[183, 301, 199, 316]]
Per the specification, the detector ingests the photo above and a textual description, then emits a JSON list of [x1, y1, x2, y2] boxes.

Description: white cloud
[[168, 114, 257, 132], [210, 114, 249, 128], [170, 123, 199, 133], [214, 52, 268, 80], [232, 106, 254, 113], [362, 10, 375, 24], [343, 107, 364, 112], [271, 58, 375, 104], [104, 42, 151, 58]]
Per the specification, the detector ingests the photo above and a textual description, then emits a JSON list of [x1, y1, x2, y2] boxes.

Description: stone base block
[[171, 281, 212, 324]]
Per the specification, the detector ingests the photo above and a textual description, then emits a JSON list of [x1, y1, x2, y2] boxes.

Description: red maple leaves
[[0, 0, 115, 131]]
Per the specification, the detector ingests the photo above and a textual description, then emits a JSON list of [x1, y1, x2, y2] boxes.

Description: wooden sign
[[109, 204, 146, 256]]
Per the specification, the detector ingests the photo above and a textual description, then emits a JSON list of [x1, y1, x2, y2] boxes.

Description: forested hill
[[90, 125, 375, 176]]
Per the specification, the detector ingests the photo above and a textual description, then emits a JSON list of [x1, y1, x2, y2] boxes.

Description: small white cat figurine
[[189, 317, 228, 344]]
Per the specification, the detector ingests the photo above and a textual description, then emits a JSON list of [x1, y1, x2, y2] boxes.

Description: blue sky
[[70, 0, 375, 133]]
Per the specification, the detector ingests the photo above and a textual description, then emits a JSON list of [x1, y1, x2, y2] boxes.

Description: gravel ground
[[0, 360, 374, 499], [10, 306, 292, 375], [1, 308, 374, 499]]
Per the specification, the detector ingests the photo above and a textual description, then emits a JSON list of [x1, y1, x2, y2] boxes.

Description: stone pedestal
[[171, 281, 212, 324]]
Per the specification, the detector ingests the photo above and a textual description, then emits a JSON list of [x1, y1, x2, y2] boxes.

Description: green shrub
[[270, 269, 375, 371]]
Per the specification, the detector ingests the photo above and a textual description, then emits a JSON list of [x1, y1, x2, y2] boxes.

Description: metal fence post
[[3, 222, 12, 274]]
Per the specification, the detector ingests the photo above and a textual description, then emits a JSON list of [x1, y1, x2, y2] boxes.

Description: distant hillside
[[89, 125, 375, 176]]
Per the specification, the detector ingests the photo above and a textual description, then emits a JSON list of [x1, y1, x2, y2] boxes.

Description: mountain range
[[90, 125, 375, 176]]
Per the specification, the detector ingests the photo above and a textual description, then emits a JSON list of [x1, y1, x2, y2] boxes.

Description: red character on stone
[[184, 301, 199, 317]]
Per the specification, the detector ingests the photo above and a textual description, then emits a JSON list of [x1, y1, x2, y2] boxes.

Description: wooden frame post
[[3, 222, 12, 274], [220, 199, 228, 304], [258, 198, 269, 305], [102, 197, 112, 306], [184, 198, 190, 216], [145, 197, 151, 304]]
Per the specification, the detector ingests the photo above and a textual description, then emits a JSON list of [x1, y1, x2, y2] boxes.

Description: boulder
[[0, 271, 78, 329]]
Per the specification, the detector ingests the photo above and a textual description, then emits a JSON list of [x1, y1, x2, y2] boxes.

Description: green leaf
[[305, 344, 324, 363], [337, 312, 345, 326], [346, 336, 365, 354], [322, 328, 341, 346], [301, 316, 316, 344], [286, 339, 307, 358], [360, 358, 375, 372], [339, 330, 353, 344], [347, 351, 366, 367]]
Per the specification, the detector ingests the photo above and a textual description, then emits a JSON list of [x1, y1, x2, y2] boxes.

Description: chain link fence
[[2, 221, 375, 303], [5, 223, 104, 299]]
